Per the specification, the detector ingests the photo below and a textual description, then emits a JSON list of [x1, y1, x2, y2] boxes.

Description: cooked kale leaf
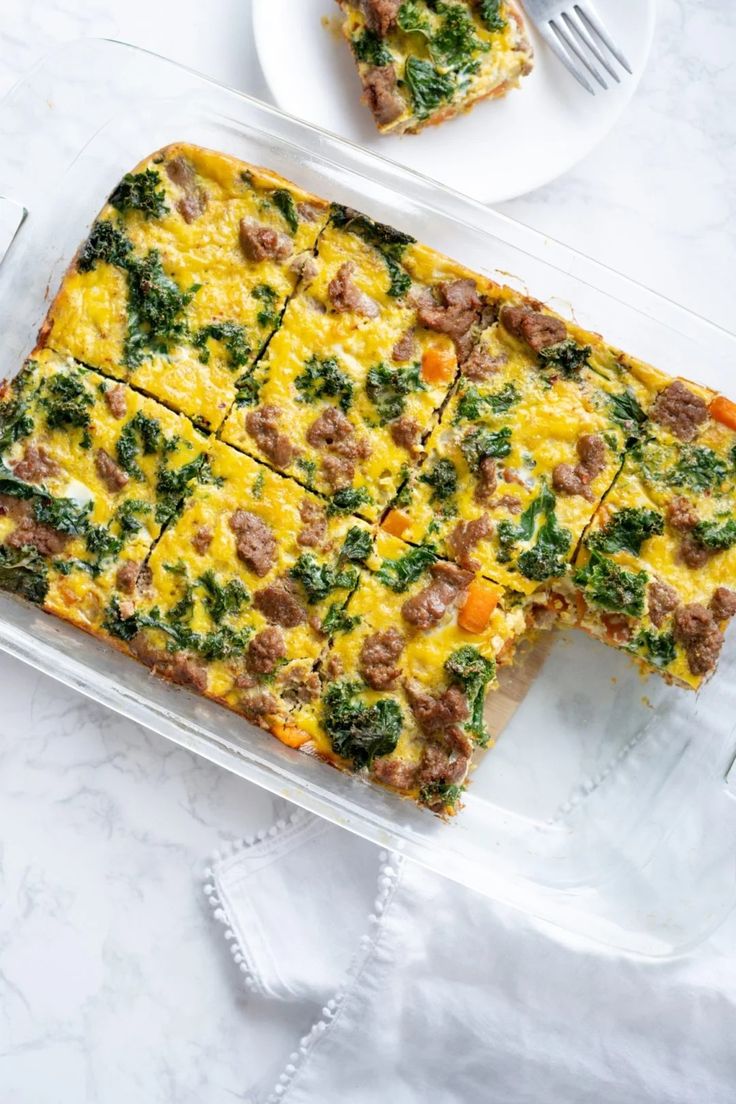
[[498, 481, 571, 581], [155, 455, 213, 526], [608, 389, 647, 435], [78, 220, 133, 272], [668, 446, 728, 493], [633, 628, 676, 669], [295, 356, 354, 412], [419, 781, 463, 810], [460, 426, 512, 471], [455, 383, 519, 423], [352, 29, 394, 67], [0, 391, 33, 455], [116, 411, 164, 478], [445, 645, 496, 746], [366, 362, 425, 423], [376, 544, 437, 592], [322, 680, 402, 768], [403, 56, 455, 119], [431, 2, 487, 70], [330, 206, 414, 299], [0, 544, 49, 604], [692, 518, 736, 552], [574, 551, 648, 617], [340, 526, 373, 563], [326, 487, 373, 516], [40, 372, 93, 432], [588, 507, 664, 557], [397, 2, 431, 36], [272, 189, 299, 234], [193, 322, 251, 370], [321, 602, 361, 636], [123, 250, 199, 368], [477, 0, 506, 32], [198, 570, 249, 622], [290, 553, 358, 604], [538, 340, 591, 376], [33, 495, 92, 536], [419, 456, 458, 504], [252, 283, 280, 328], [109, 169, 169, 220]]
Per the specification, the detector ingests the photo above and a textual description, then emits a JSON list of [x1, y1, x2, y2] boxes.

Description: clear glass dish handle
[[0, 196, 26, 268]]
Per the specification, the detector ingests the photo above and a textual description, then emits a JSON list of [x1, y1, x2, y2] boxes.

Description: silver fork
[[522, 1, 632, 95]]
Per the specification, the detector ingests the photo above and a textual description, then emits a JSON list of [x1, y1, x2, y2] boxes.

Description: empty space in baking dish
[[1, 39, 735, 957]]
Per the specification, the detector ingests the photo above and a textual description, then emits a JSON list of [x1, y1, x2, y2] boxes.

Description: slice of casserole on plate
[[335, 0, 534, 134]]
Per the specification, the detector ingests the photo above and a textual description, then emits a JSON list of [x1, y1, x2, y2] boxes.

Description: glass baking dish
[[1, 38, 735, 957]]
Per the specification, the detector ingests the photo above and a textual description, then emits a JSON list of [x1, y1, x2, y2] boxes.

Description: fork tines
[[535, 3, 633, 95]]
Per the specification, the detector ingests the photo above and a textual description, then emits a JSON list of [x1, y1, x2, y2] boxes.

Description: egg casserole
[[335, 0, 534, 135], [1, 142, 735, 816]]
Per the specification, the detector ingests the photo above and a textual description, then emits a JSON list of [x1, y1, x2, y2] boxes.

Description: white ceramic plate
[[252, 0, 655, 204]]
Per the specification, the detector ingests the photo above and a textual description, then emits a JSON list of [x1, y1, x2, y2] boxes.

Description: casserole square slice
[[220, 209, 494, 520], [286, 529, 527, 814], [393, 293, 671, 595], [0, 348, 209, 635], [335, 0, 534, 135], [40, 143, 329, 431], [569, 378, 736, 689], [101, 438, 373, 729]]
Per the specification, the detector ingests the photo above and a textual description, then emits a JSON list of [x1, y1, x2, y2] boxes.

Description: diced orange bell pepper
[[710, 395, 736, 432], [382, 508, 412, 538], [458, 579, 499, 634], [421, 345, 456, 386], [271, 720, 311, 749]]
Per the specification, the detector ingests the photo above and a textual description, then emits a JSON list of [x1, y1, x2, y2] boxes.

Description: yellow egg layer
[[42, 143, 329, 430], [0, 348, 207, 634]]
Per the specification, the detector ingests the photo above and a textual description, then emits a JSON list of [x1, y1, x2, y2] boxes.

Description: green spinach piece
[[366, 362, 425, 423], [109, 169, 168, 220], [376, 544, 437, 592], [33, 495, 91, 536], [460, 426, 512, 471], [193, 322, 251, 370], [445, 645, 496, 746], [295, 356, 354, 413], [322, 680, 403, 768], [574, 551, 648, 617], [588, 507, 664, 557], [78, 220, 133, 272]]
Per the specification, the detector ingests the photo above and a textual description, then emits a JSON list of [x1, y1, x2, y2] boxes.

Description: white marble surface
[[0, 1, 734, 1100]]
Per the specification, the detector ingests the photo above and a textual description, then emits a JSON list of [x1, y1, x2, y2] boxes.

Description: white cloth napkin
[[205, 810, 736, 1104]]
